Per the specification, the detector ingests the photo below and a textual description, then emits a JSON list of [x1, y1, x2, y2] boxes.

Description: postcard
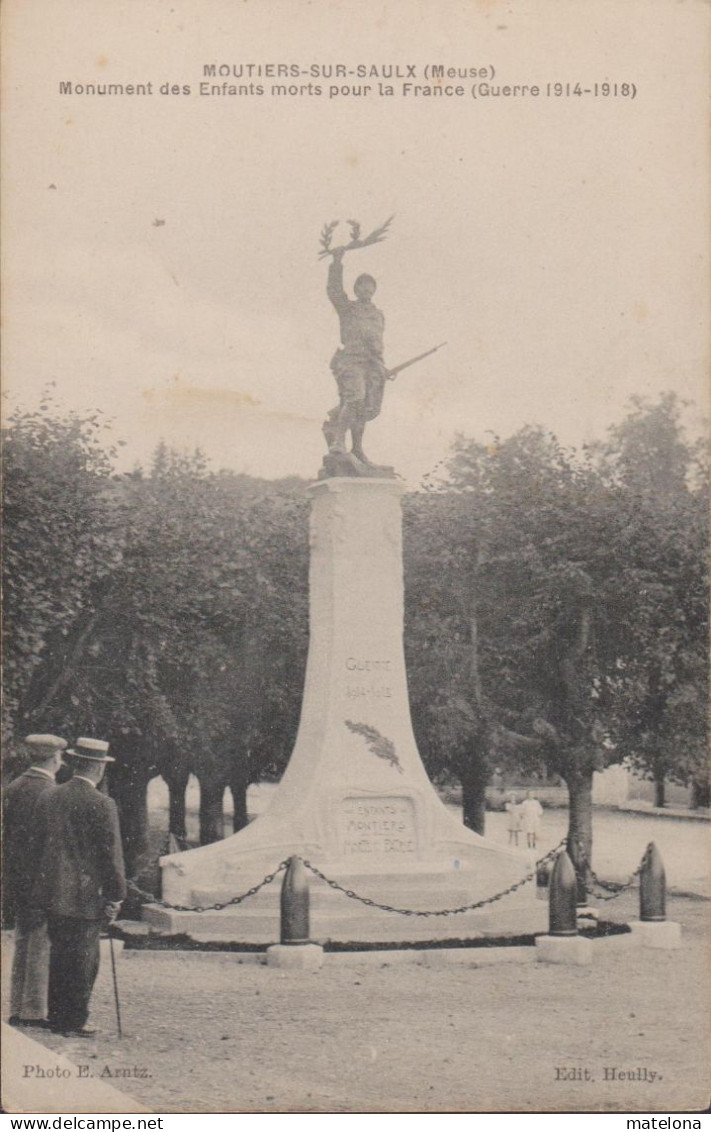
[[2, 0, 708, 1117]]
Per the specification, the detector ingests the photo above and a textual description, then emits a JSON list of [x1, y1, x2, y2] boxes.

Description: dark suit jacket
[[32, 778, 126, 921], [3, 768, 57, 912]]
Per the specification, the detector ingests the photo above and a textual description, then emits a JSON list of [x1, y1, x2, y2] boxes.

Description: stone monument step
[[188, 862, 537, 910], [142, 895, 547, 944]]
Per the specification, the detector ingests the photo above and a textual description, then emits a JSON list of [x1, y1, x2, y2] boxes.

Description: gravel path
[[3, 892, 709, 1114]]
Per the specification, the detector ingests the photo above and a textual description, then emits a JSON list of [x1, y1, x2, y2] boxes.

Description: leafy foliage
[[2, 395, 125, 769], [592, 395, 709, 802], [404, 397, 709, 859], [2, 407, 308, 866]]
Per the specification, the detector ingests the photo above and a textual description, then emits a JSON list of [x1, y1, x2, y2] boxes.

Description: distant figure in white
[[505, 794, 522, 846], [519, 791, 544, 850]]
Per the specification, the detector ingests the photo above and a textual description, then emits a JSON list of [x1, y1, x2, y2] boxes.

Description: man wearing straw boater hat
[[3, 734, 66, 1028], [32, 737, 126, 1037]]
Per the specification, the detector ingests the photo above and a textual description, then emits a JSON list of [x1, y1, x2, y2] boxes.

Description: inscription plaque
[[341, 795, 416, 857]]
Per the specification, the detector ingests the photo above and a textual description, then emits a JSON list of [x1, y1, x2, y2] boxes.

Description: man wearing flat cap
[[3, 734, 66, 1028], [32, 738, 126, 1037]]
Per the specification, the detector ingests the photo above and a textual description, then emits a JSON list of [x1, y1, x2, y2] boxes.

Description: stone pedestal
[[627, 920, 682, 949], [266, 944, 324, 970], [535, 935, 593, 965], [147, 479, 534, 943]]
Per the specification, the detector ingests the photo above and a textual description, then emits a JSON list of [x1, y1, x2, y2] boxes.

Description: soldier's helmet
[[354, 274, 377, 299]]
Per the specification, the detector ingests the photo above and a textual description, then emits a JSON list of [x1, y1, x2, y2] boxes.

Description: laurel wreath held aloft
[[318, 215, 394, 259]]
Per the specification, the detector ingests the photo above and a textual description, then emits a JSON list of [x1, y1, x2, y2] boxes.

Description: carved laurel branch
[[318, 215, 394, 259], [345, 719, 404, 774]]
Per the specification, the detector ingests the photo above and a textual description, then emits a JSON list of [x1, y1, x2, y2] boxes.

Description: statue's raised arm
[[326, 248, 349, 315]]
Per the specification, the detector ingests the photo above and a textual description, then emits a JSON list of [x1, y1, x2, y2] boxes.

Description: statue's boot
[[351, 447, 375, 465], [350, 421, 374, 465], [328, 403, 360, 455], [351, 424, 394, 477]]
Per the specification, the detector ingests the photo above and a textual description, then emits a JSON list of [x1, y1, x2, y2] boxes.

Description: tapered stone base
[[149, 479, 537, 943]]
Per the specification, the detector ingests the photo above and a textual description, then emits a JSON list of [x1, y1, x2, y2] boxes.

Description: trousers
[[47, 915, 102, 1032], [10, 909, 50, 1020], [331, 351, 386, 420]]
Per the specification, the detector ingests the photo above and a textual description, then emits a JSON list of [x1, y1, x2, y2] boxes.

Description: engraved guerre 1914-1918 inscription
[[345, 656, 393, 701]]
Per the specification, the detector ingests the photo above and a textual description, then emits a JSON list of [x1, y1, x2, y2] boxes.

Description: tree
[[591, 395, 709, 807], [405, 398, 708, 879], [86, 454, 308, 854], [147, 466, 308, 844], [3, 411, 310, 873], [404, 489, 541, 833], [404, 429, 600, 835], [2, 397, 125, 773]]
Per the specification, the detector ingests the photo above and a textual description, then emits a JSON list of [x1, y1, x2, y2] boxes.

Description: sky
[[2, 0, 708, 486]]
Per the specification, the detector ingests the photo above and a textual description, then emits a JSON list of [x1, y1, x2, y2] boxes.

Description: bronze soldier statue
[[318, 217, 445, 477], [323, 247, 387, 466], [318, 217, 394, 474]]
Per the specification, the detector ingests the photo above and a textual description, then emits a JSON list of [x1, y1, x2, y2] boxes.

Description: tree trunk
[[691, 779, 710, 809], [162, 767, 190, 841], [169, 780, 188, 841], [230, 776, 249, 833], [198, 773, 225, 844], [565, 767, 594, 905], [110, 762, 152, 880], [461, 596, 489, 838], [653, 770, 666, 808], [460, 750, 489, 835]]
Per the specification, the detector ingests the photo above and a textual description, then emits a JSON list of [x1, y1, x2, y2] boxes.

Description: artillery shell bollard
[[266, 857, 324, 970], [568, 834, 599, 927], [535, 851, 593, 965], [628, 843, 682, 950]]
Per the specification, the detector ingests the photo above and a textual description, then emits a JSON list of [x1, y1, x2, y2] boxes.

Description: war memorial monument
[[144, 221, 541, 944]]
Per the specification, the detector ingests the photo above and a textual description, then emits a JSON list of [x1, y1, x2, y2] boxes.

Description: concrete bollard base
[[266, 943, 324, 970], [535, 934, 593, 965], [627, 920, 681, 949]]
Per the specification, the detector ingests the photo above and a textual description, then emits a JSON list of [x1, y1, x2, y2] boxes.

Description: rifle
[[386, 342, 447, 381]]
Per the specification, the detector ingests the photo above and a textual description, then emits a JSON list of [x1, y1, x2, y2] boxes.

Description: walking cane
[[109, 935, 123, 1038]]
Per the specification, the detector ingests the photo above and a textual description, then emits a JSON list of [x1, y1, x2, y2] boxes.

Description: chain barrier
[[128, 859, 290, 913], [127, 839, 569, 918], [583, 844, 649, 903], [122, 836, 650, 916], [584, 851, 652, 901], [300, 839, 567, 918]]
